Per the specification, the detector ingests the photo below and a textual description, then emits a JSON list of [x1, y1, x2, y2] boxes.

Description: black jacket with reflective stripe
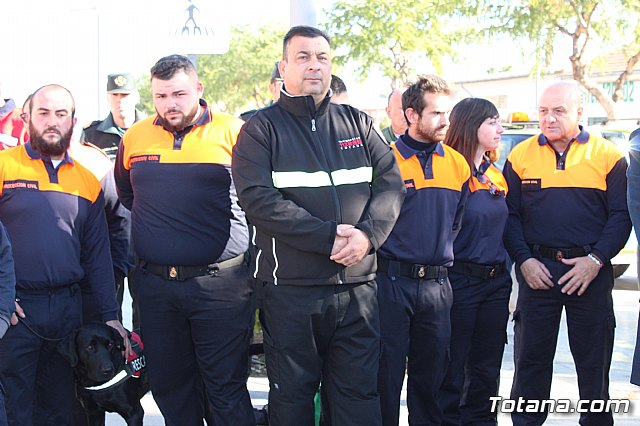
[[232, 90, 404, 285]]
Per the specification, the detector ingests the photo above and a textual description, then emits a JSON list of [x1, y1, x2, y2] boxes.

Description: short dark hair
[[29, 84, 75, 119], [402, 75, 450, 119], [283, 26, 331, 59], [444, 97, 500, 168], [330, 75, 347, 96], [150, 54, 197, 80], [270, 61, 281, 84]]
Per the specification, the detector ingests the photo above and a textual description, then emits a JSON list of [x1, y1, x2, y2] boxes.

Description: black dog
[[58, 323, 150, 426]]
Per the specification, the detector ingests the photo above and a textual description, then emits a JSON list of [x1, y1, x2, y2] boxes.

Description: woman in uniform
[[439, 98, 512, 425]]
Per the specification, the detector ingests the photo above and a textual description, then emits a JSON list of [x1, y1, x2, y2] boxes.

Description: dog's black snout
[[101, 364, 115, 377]]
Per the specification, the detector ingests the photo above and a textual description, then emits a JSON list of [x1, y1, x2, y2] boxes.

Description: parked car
[[496, 120, 636, 280]]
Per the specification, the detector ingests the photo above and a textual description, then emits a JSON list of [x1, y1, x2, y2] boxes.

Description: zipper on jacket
[[308, 113, 346, 284]]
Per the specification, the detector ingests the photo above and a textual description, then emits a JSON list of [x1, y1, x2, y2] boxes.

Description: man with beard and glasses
[[0, 84, 129, 426], [376, 75, 470, 426], [114, 55, 254, 426]]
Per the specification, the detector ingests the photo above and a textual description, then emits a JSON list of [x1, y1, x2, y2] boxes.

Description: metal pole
[[187, 54, 197, 71], [290, 0, 317, 27]]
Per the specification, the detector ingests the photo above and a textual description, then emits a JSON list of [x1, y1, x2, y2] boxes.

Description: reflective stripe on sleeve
[[272, 171, 332, 188], [331, 166, 373, 186], [272, 166, 372, 188]]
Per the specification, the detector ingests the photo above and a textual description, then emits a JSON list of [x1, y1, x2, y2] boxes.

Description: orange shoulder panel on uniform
[[122, 112, 243, 168], [392, 143, 469, 191], [0, 145, 102, 203], [508, 133, 624, 192]]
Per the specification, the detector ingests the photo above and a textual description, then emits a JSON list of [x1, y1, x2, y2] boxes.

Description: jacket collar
[[96, 111, 144, 136], [278, 86, 332, 117]]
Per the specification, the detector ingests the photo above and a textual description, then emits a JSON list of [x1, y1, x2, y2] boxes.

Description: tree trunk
[[570, 56, 617, 121]]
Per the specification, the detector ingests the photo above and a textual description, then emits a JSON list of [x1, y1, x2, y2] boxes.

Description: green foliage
[[324, 0, 477, 89], [136, 25, 286, 117], [137, 75, 153, 116], [484, 0, 640, 119], [198, 25, 286, 115]]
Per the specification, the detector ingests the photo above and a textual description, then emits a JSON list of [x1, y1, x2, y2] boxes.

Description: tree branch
[[613, 49, 640, 102]]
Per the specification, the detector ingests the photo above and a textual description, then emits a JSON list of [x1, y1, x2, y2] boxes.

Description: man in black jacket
[[232, 26, 404, 426]]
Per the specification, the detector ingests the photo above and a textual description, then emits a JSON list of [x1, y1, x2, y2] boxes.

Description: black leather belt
[[377, 257, 448, 280], [17, 282, 79, 295], [531, 245, 587, 262], [143, 253, 245, 281], [448, 260, 506, 280]]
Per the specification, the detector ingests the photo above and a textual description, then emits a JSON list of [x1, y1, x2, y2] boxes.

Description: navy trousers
[[134, 262, 254, 426], [0, 380, 7, 426], [260, 281, 381, 426], [439, 270, 511, 426], [377, 272, 453, 426], [510, 260, 615, 426], [0, 284, 82, 426]]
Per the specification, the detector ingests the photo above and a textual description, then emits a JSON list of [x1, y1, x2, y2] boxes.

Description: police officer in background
[[504, 81, 631, 426], [115, 54, 254, 425], [85, 72, 142, 328], [84, 73, 143, 157]]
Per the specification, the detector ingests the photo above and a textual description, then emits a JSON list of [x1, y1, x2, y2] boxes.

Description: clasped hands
[[520, 255, 601, 296], [330, 224, 372, 267]]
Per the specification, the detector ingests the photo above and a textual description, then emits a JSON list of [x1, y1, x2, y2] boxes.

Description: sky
[[0, 0, 342, 118], [0, 0, 541, 118]]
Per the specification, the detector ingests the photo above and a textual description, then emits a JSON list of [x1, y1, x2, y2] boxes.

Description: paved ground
[[106, 267, 640, 425]]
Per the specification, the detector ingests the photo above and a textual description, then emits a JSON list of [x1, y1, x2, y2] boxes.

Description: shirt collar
[[24, 141, 74, 165], [395, 133, 445, 160], [153, 99, 211, 131], [537, 125, 589, 146], [474, 155, 491, 177]]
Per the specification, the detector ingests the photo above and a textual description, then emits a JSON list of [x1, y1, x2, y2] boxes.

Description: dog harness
[[84, 331, 145, 392]]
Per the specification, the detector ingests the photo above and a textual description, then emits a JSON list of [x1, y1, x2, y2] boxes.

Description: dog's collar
[[83, 354, 146, 391], [83, 331, 146, 392]]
